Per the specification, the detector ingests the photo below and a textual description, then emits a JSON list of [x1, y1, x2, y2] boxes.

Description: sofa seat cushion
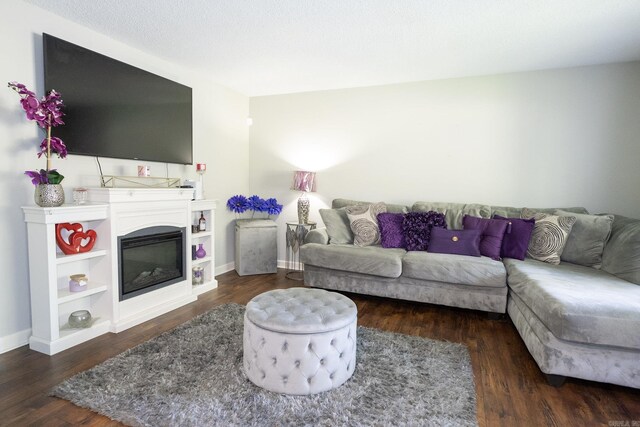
[[300, 243, 405, 278], [505, 258, 640, 350], [402, 252, 507, 288]]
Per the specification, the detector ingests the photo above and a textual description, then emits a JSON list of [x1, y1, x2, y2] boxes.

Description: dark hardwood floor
[[1, 269, 639, 426]]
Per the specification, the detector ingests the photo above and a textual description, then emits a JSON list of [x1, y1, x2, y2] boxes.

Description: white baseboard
[[0, 328, 31, 354], [215, 262, 235, 276], [216, 260, 291, 276]]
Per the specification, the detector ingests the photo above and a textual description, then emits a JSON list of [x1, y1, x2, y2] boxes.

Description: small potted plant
[[227, 195, 283, 276], [227, 195, 283, 218], [9, 81, 67, 207]]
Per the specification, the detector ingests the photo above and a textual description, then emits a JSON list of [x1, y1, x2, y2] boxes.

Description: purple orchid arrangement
[[227, 194, 283, 218], [9, 81, 67, 185]]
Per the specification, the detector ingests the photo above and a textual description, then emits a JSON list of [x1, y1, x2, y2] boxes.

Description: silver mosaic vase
[[34, 184, 65, 207], [297, 194, 310, 224]]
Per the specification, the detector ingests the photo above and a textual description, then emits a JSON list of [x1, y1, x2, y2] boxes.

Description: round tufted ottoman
[[243, 288, 357, 395]]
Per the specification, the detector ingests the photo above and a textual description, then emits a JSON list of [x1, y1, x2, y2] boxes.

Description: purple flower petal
[[226, 195, 250, 214]]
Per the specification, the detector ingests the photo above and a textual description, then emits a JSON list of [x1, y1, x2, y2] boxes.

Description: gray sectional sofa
[[300, 198, 640, 389]]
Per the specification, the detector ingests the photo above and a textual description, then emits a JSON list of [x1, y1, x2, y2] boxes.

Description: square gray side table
[[235, 219, 277, 276]]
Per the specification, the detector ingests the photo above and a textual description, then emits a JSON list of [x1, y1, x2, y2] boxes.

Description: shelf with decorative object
[[189, 200, 217, 295], [57, 282, 108, 304], [192, 256, 213, 265], [56, 319, 111, 347], [22, 203, 112, 355], [191, 231, 213, 239], [100, 175, 180, 188], [56, 249, 108, 264]]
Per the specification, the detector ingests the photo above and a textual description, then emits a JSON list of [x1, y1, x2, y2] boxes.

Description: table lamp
[[291, 171, 316, 224]]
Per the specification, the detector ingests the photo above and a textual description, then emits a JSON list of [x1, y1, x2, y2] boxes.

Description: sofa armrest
[[305, 228, 329, 245]]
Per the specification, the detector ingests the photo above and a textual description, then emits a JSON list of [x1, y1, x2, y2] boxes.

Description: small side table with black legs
[[285, 221, 316, 280]]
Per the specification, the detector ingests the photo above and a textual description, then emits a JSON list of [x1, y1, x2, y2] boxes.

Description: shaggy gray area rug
[[52, 304, 477, 426]]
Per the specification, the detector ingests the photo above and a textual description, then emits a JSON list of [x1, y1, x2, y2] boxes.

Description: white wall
[[249, 61, 640, 262], [0, 1, 249, 352]]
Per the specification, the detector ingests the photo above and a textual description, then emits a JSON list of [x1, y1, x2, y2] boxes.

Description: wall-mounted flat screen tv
[[43, 33, 193, 165]]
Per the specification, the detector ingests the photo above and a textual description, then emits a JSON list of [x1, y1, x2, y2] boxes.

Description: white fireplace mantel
[[23, 187, 217, 355]]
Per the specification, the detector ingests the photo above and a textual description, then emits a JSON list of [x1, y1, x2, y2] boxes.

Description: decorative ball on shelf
[[68, 310, 92, 328]]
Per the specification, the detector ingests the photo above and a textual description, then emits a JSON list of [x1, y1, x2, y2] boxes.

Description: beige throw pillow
[[521, 208, 576, 265], [345, 202, 387, 246]]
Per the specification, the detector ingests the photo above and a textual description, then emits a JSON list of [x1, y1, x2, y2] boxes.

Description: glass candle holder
[[192, 266, 204, 285], [72, 187, 88, 205]]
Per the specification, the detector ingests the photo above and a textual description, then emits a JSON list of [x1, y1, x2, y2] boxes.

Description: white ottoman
[[243, 288, 357, 395]]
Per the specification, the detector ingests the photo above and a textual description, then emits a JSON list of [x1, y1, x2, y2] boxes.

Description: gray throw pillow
[[345, 202, 387, 246], [319, 208, 353, 245], [555, 210, 613, 269], [522, 208, 576, 265], [602, 215, 640, 285]]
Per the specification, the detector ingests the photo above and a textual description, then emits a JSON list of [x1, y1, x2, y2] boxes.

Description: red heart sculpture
[[55, 223, 98, 254], [70, 230, 97, 253]]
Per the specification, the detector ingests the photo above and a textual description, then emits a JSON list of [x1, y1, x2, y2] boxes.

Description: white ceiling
[[24, 0, 640, 96]]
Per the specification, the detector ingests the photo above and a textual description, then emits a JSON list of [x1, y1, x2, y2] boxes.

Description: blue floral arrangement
[[227, 194, 283, 217]]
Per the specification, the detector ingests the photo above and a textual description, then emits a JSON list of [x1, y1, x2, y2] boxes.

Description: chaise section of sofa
[[505, 258, 640, 388], [505, 215, 640, 389]]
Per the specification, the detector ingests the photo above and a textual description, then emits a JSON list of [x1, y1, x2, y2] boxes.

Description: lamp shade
[[291, 171, 316, 192]]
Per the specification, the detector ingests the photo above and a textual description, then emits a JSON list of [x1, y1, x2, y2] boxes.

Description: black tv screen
[[43, 34, 193, 165]]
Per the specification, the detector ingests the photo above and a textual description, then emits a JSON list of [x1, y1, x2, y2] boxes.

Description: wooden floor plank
[[1, 269, 638, 426]]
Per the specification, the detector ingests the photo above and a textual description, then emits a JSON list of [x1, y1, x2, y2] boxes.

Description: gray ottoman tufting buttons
[[243, 288, 357, 395]]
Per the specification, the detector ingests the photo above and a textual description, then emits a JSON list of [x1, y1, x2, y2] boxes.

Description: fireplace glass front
[[118, 226, 186, 301]]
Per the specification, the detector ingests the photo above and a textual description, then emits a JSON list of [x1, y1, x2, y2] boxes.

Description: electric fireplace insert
[[118, 226, 186, 301]]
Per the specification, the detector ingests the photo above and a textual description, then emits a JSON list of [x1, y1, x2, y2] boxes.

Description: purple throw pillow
[[428, 228, 482, 257], [462, 215, 509, 260], [493, 215, 535, 260], [403, 211, 447, 251], [378, 213, 406, 248]]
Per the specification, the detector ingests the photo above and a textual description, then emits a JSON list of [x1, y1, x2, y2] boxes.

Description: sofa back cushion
[[332, 198, 408, 213], [411, 202, 491, 230], [555, 210, 614, 269], [319, 208, 353, 245], [602, 215, 640, 285], [491, 205, 588, 218]]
